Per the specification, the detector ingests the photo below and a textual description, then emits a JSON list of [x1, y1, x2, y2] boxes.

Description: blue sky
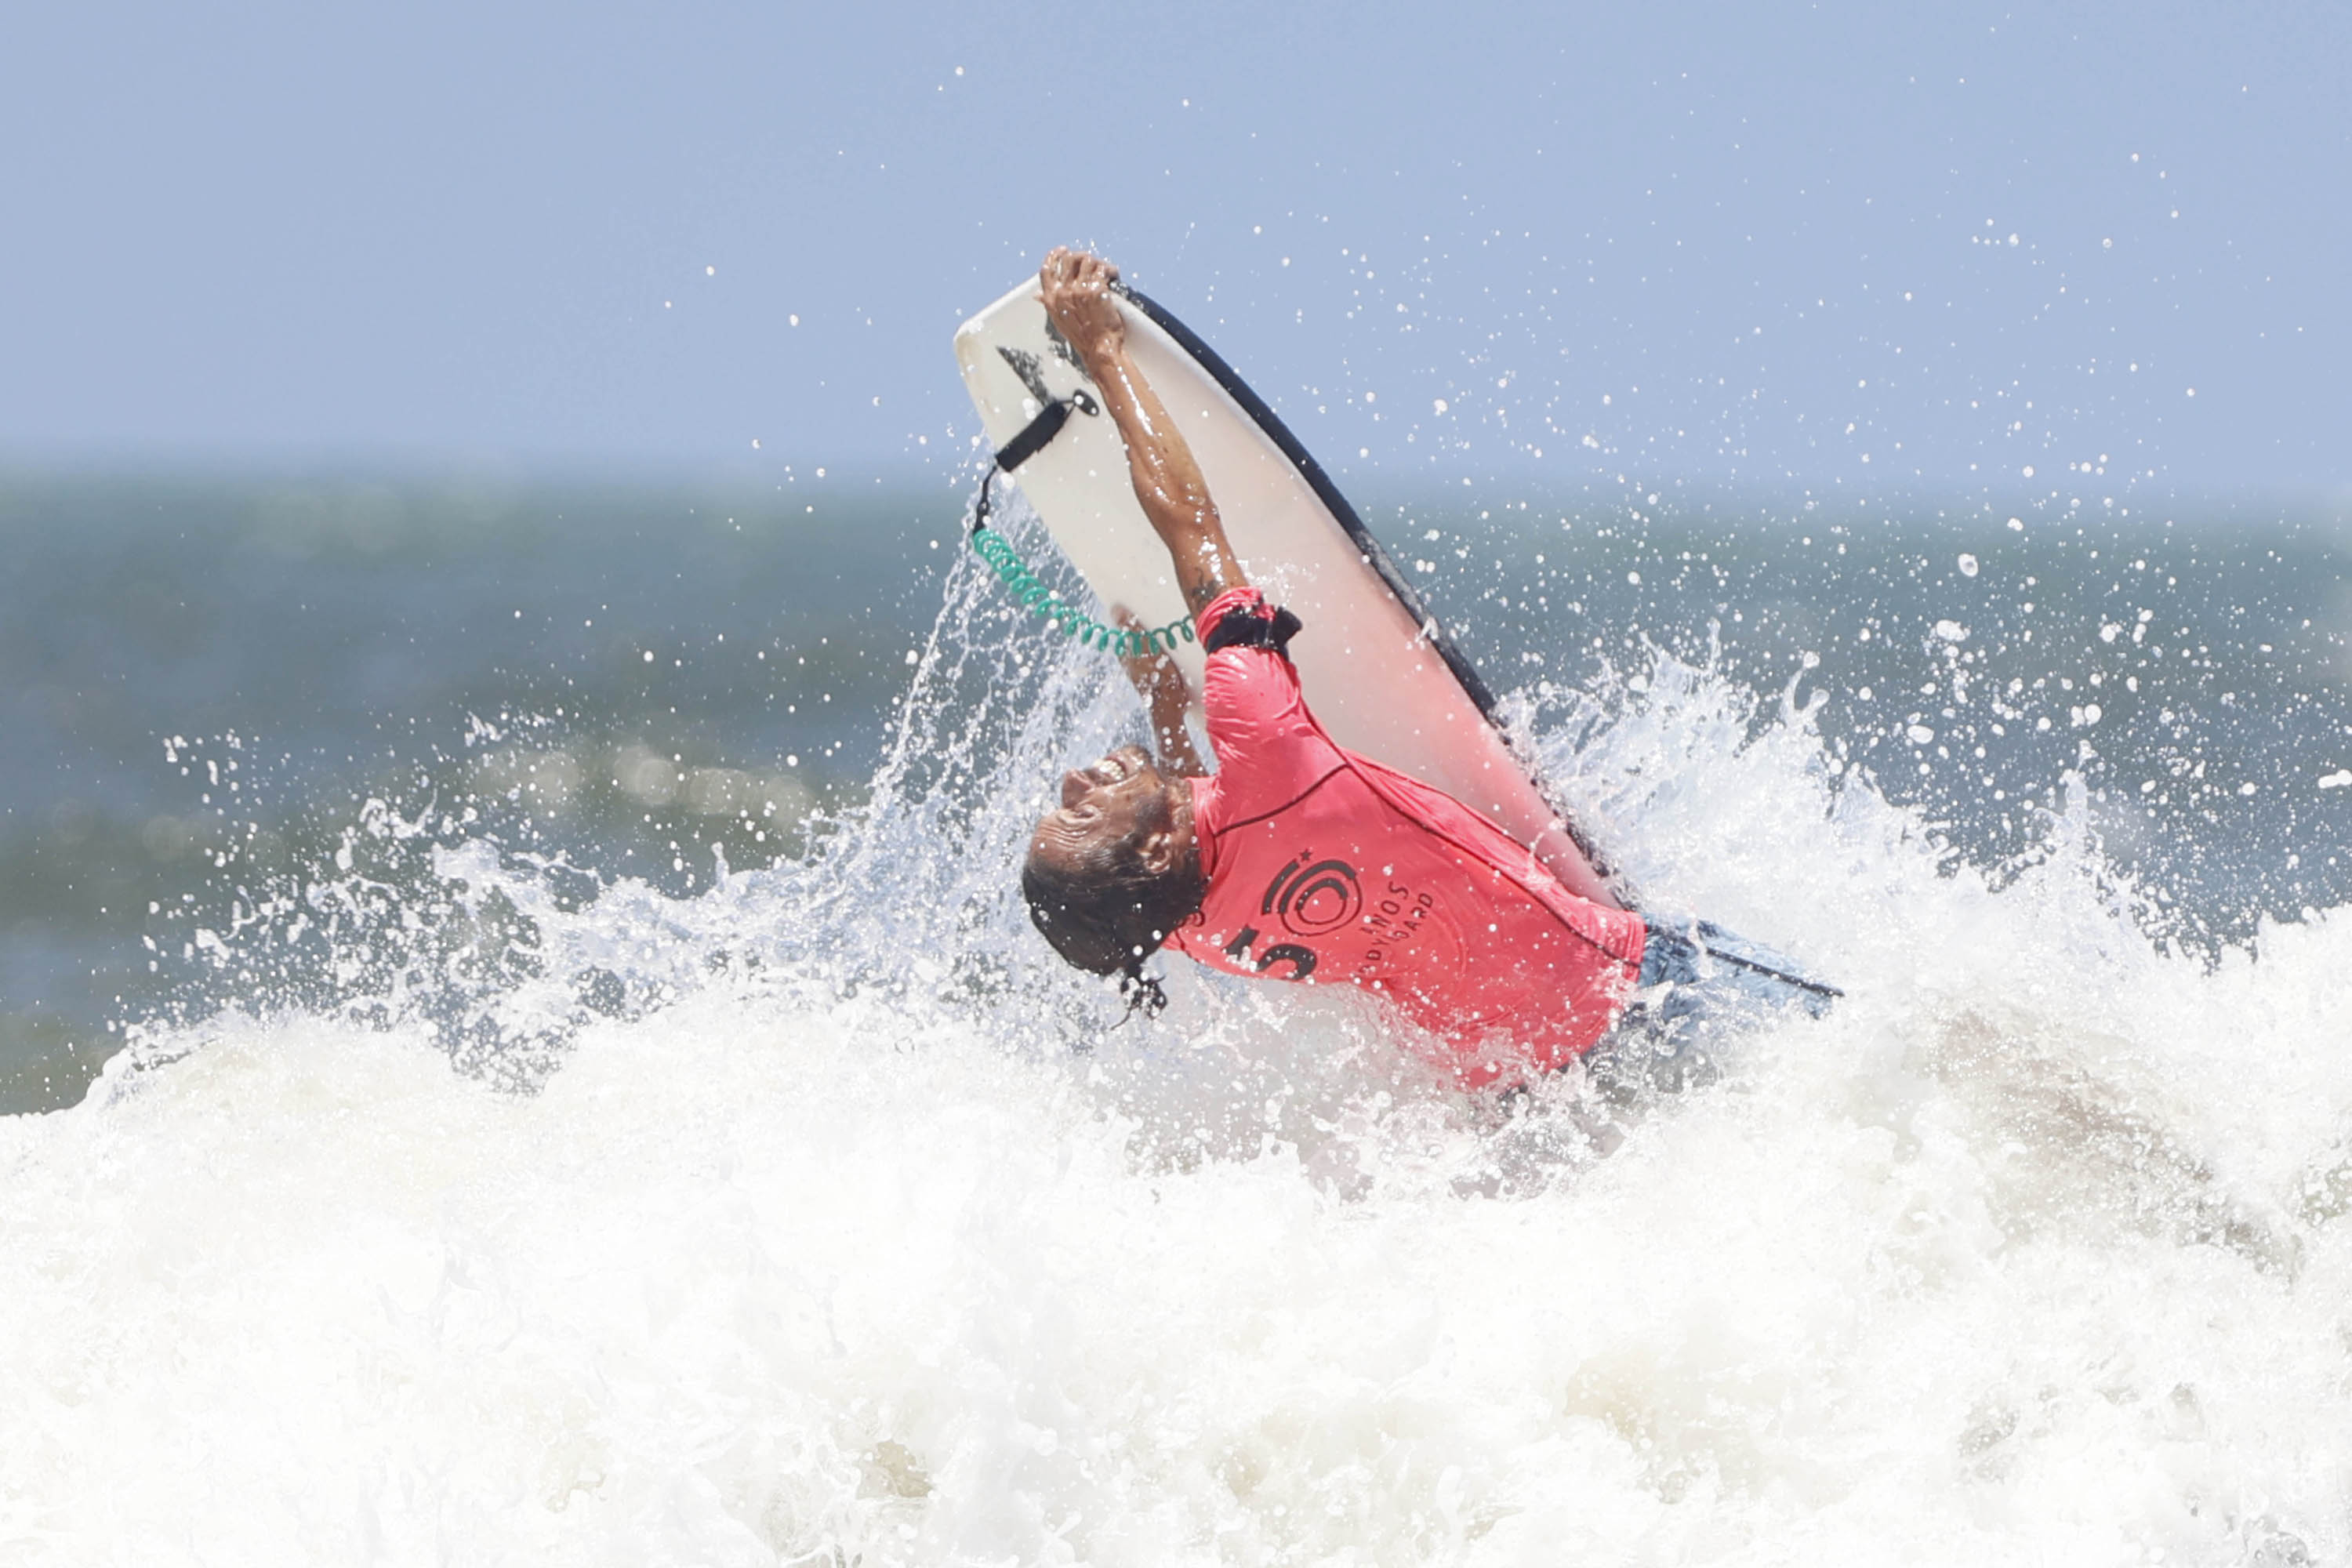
[[3, 0, 2345, 499]]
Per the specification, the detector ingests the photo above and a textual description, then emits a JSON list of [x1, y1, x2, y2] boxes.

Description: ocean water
[[0, 470, 949, 1109], [5, 469, 2352, 1563]]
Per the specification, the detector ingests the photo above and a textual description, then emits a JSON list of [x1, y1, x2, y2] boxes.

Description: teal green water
[[0, 471, 949, 1109], [4, 469, 2346, 1111]]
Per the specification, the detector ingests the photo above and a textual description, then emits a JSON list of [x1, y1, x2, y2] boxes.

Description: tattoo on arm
[[1180, 544, 1243, 612], [1082, 342, 1249, 614]]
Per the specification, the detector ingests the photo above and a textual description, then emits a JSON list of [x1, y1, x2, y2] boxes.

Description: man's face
[[1026, 743, 1186, 880]]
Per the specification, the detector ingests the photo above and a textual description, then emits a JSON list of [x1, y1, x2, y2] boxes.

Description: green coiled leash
[[966, 393, 1194, 659]]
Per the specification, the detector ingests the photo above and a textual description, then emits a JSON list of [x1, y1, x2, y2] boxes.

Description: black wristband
[[1203, 603, 1303, 656]]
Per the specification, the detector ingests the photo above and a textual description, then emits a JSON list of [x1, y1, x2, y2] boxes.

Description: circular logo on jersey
[[1263, 856, 1362, 937]]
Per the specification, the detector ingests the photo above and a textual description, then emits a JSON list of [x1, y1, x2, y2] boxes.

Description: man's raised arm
[[1037, 248, 1248, 614]]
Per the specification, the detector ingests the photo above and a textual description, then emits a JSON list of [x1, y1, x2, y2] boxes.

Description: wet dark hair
[[1022, 807, 1203, 1017]]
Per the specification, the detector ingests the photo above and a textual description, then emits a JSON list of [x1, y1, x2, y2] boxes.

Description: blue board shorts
[[1584, 918, 1840, 1097]]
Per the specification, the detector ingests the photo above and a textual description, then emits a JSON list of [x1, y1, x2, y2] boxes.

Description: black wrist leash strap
[[966, 392, 1195, 658]]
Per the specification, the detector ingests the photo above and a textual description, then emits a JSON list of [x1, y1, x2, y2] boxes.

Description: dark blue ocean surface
[[1, 470, 953, 1108], [3, 468, 2345, 1111]]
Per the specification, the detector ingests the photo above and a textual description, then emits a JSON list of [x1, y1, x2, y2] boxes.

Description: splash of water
[[4, 499, 2347, 1564]]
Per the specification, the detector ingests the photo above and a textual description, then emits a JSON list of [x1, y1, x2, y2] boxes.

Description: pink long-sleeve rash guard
[[1161, 588, 1646, 1089]]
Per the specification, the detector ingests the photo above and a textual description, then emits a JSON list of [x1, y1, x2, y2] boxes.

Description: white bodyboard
[[953, 280, 1622, 910]]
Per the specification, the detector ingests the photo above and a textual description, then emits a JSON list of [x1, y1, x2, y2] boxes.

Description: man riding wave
[[1018, 248, 1833, 1093]]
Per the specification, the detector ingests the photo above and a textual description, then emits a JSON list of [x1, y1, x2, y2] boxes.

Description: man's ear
[[1137, 825, 1181, 877], [1134, 773, 1195, 879]]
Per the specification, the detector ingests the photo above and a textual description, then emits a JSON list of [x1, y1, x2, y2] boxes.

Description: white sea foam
[[4, 538, 2348, 1565]]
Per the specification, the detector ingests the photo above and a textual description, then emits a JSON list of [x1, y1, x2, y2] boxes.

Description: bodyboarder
[[1018, 248, 1833, 1093]]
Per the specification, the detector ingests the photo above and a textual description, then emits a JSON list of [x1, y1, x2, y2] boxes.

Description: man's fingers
[[1040, 248, 1114, 289], [1039, 249, 1122, 352]]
